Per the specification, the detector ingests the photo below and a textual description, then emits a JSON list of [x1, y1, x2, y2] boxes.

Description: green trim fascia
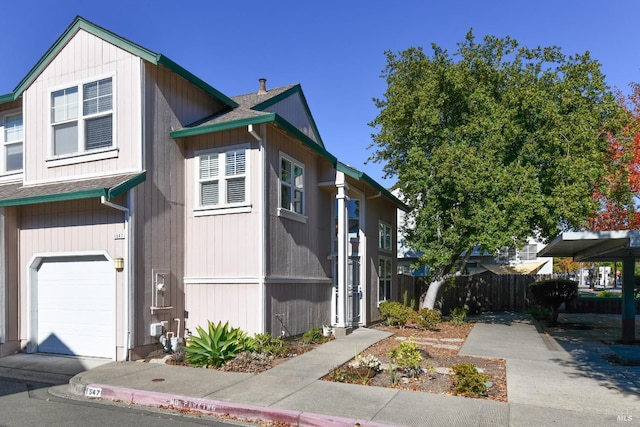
[[273, 116, 336, 163], [156, 55, 237, 108], [11, 17, 237, 109], [253, 84, 325, 149], [0, 172, 146, 207], [337, 162, 409, 212], [0, 188, 107, 207], [13, 16, 158, 97], [170, 113, 276, 139], [0, 93, 15, 104], [108, 171, 146, 199]]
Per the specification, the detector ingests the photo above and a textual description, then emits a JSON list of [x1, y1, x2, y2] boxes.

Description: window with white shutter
[[196, 145, 249, 213]]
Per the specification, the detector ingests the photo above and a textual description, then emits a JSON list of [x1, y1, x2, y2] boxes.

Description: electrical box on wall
[[151, 269, 171, 310]]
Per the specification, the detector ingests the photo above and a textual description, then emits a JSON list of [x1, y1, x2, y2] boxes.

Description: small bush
[[185, 321, 255, 368], [451, 362, 488, 397], [596, 290, 619, 298], [389, 338, 422, 376], [450, 307, 468, 326], [416, 308, 441, 330], [526, 306, 551, 320], [301, 327, 328, 345], [529, 279, 578, 326], [253, 332, 291, 357], [379, 301, 415, 327]]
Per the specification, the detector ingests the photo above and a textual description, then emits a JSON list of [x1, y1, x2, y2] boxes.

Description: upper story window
[[379, 221, 392, 252], [279, 153, 304, 215], [196, 145, 249, 213], [1, 111, 23, 173], [51, 77, 113, 156]]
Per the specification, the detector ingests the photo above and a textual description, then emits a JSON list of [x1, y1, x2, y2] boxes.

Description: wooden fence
[[398, 272, 536, 315]]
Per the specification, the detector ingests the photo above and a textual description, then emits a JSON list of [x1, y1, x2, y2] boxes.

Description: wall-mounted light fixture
[[114, 257, 124, 271]]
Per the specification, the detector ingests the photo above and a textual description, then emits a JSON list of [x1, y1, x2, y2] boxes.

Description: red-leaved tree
[[589, 83, 640, 230]]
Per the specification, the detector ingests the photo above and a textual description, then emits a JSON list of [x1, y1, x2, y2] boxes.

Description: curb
[[79, 383, 396, 427]]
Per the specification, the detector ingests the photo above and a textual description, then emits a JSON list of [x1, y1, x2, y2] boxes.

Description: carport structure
[[538, 230, 639, 344]]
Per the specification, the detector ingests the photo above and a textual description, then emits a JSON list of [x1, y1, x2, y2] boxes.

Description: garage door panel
[[37, 256, 115, 358]]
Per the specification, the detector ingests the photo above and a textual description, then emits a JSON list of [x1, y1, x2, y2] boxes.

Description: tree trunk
[[420, 248, 474, 310]]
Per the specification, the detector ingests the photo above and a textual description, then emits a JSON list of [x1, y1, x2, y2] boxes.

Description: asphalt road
[[0, 375, 250, 427]]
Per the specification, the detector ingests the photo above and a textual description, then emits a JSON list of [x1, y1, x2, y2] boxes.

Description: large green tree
[[369, 31, 621, 309]]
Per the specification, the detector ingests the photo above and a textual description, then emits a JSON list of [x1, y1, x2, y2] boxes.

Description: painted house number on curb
[[85, 386, 102, 398]]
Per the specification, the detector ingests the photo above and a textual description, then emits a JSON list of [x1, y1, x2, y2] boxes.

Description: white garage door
[[37, 256, 115, 358]]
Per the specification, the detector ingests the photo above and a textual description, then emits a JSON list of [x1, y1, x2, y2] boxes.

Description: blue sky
[[2, 1, 639, 188]]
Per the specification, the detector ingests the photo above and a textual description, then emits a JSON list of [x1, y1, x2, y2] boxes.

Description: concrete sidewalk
[[3, 313, 639, 426]]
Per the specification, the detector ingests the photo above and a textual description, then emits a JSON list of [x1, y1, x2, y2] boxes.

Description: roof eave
[[337, 161, 408, 211]]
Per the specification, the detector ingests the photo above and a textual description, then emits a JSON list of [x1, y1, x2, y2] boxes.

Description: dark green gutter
[[0, 93, 14, 104]]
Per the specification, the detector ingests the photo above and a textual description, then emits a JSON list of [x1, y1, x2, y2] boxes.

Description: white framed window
[[196, 145, 249, 213], [378, 256, 392, 302], [50, 77, 113, 156], [279, 153, 305, 216], [1, 111, 23, 173], [379, 221, 392, 252]]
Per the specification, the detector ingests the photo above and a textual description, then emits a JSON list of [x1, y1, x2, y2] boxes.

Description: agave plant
[[185, 321, 255, 368]]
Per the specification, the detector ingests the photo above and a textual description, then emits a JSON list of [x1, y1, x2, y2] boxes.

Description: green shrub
[[253, 332, 291, 357], [301, 327, 328, 345], [185, 321, 255, 368], [450, 307, 468, 326], [451, 362, 488, 397], [416, 308, 441, 330], [526, 306, 551, 320], [379, 301, 415, 327], [389, 339, 422, 376], [596, 290, 619, 298], [529, 279, 578, 326]]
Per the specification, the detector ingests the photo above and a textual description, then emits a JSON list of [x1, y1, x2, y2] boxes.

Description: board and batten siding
[[266, 126, 333, 279], [17, 199, 127, 349], [265, 281, 331, 337], [23, 29, 142, 184], [184, 282, 261, 335], [266, 93, 319, 144], [182, 129, 262, 278], [0, 207, 19, 355]]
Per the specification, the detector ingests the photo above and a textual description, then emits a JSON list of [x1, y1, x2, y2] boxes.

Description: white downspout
[[101, 195, 131, 361], [248, 124, 266, 333]]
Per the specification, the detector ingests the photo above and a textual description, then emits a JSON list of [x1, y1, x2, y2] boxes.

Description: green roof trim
[[0, 188, 108, 207], [108, 171, 146, 199], [0, 93, 15, 104], [11, 16, 235, 108], [156, 55, 237, 108], [273, 115, 336, 163], [337, 162, 409, 211], [170, 113, 277, 139], [0, 172, 146, 208], [253, 85, 325, 148]]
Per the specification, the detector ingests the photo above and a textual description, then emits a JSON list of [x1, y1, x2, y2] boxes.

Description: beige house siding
[[0, 207, 19, 355], [184, 281, 261, 335], [17, 199, 126, 351], [267, 93, 319, 144], [22, 29, 143, 184], [265, 281, 331, 337], [129, 60, 228, 351], [364, 194, 397, 324], [266, 126, 333, 279], [182, 129, 262, 279]]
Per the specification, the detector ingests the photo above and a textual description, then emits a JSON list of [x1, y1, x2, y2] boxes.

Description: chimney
[[257, 78, 267, 95]]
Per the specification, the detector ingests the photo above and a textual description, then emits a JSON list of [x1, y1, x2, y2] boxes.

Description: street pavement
[[0, 312, 638, 426]]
